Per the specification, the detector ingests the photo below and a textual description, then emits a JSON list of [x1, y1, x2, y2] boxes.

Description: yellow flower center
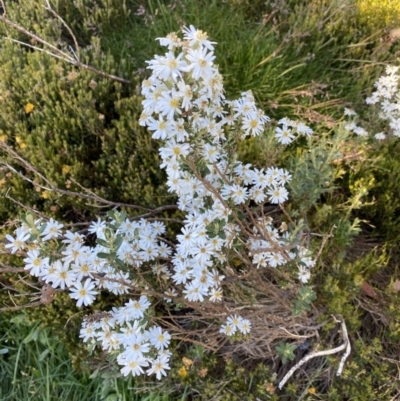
[[167, 59, 178, 69]]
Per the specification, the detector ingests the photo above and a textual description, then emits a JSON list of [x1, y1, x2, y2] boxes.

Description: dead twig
[[0, 3, 130, 84], [278, 315, 350, 389], [0, 141, 178, 215]]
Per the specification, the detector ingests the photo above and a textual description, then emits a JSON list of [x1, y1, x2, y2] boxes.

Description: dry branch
[[0, 1, 130, 84], [278, 315, 350, 389], [0, 141, 178, 216]]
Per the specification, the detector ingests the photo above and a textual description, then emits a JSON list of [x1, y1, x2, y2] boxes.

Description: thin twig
[[0, 142, 177, 214], [5, 189, 49, 219], [0, 301, 42, 312], [43, 0, 80, 60], [0, 0, 6, 17], [278, 326, 317, 339], [0, 267, 26, 274], [0, 15, 73, 59], [314, 224, 336, 263], [6, 38, 71, 62], [187, 157, 254, 238], [278, 315, 350, 389], [0, 10, 130, 84]]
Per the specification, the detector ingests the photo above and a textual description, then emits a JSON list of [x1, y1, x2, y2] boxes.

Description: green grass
[[95, 0, 399, 120], [0, 313, 171, 401]]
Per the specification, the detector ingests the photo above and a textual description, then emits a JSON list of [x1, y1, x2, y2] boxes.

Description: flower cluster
[[344, 65, 400, 140], [275, 117, 313, 145], [219, 314, 251, 336], [140, 25, 315, 299], [5, 26, 316, 380], [6, 213, 172, 378]]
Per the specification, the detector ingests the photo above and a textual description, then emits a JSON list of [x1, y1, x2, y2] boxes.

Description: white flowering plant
[[344, 65, 400, 141], [4, 26, 322, 381]]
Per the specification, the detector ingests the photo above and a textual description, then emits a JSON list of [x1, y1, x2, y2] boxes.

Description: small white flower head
[[147, 326, 171, 350], [298, 266, 311, 283], [209, 287, 223, 302], [121, 333, 150, 360], [241, 113, 265, 137], [374, 132, 386, 140], [227, 314, 242, 328], [275, 125, 295, 144], [40, 218, 64, 241], [157, 32, 181, 50], [164, 288, 177, 303], [221, 315, 251, 336], [267, 186, 289, 204], [278, 117, 295, 126], [88, 218, 107, 239], [69, 278, 98, 307], [147, 354, 171, 380], [295, 122, 313, 136], [353, 126, 369, 137], [23, 250, 49, 277], [182, 25, 216, 50], [125, 295, 151, 319], [79, 320, 96, 342], [5, 228, 30, 254], [237, 318, 251, 334], [45, 260, 76, 290], [344, 107, 357, 116], [219, 323, 236, 336], [119, 357, 149, 377]]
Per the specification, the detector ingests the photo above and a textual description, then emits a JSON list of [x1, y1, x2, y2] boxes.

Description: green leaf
[[97, 238, 109, 248], [275, 341, 297, 364], [23, 326, 39, 344], [38, 223, 47, 234], [114, 258, 125, 268], [218, 231, 226, 239], [89, 368, 100, 379], [97, 252, 110, 260], [107, 210, 117, 221], [38, 349, 50, 361], [29, 233, 38, 242], [10, 314, 26, 324], [25, 213, 35, 228], [113, 234, 123, 250]]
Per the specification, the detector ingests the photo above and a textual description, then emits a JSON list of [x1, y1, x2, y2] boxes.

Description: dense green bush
[[1, 1, 400, 400], [0, 0, 171, 224]]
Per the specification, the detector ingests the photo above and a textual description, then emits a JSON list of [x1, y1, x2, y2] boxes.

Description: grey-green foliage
[[287, 126, 353, 213]]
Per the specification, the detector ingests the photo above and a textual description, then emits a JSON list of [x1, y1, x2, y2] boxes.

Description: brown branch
[[0, 9, 130, 84], [0, 142, 178, 214], [0, 284, 59, 312], [0, 267, 26, 274], [43, 0, 80, 60], [0, 0, 6, 17], [187, 157, 254, 238], [314, 224, 336, 263], [131, 205, 180, 220], [0, 14, 72, 58], [173, 336, 218, 352], [5, 189, 49, 219], [0, 300, 42, 312], [278, 315, 350, 389]]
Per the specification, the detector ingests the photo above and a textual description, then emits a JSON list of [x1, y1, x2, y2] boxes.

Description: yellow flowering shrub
[[356, 0, 400, 29]]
